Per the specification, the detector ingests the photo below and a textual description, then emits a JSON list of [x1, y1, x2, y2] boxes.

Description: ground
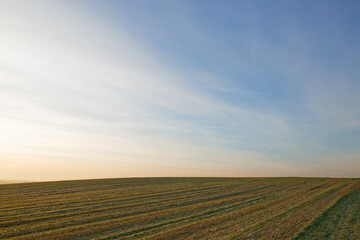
[[0, 177, 359, 239]]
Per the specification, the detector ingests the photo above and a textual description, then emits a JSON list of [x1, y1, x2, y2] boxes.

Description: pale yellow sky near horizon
[[1, 153, 359, 181]]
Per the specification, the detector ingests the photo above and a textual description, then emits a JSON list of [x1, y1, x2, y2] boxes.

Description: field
[[0, 177, 359, 240], [296, 186, 360, 240]]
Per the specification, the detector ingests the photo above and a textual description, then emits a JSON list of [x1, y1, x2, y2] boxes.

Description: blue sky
[[0, 0, 359, 180]]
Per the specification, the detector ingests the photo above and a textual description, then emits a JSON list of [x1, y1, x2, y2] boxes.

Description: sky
[[0, 0, 359, 181]]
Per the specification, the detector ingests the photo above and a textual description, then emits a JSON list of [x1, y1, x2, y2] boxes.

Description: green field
[[296, 186, 360, 240], [0, 178, 359, 239]]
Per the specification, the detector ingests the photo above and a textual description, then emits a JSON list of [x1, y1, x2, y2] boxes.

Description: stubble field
[[0, 177, 359, 239]]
